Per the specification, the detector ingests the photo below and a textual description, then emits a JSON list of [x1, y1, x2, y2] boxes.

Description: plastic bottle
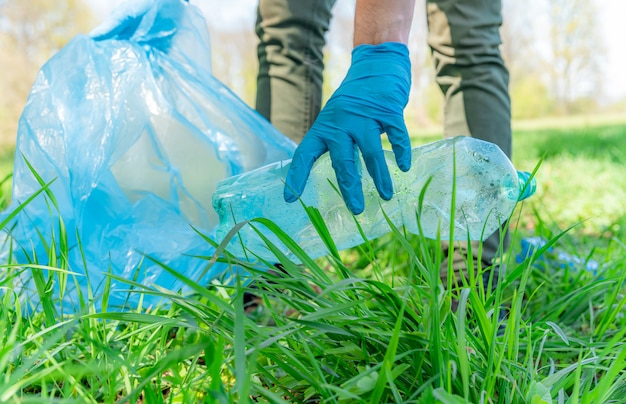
[[212, 136, 537, 263]]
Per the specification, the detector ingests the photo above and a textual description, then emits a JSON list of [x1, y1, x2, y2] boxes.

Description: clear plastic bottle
[[212, 136, 537, 262]]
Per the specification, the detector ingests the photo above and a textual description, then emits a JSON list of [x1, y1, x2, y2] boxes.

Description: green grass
[[0, 122, 625, 403], [512, 124, 626, 236]]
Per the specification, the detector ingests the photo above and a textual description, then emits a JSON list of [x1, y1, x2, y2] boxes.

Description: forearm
[[353, 0, 416, 46]]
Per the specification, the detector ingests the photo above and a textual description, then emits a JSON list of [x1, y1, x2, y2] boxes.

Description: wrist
[[352, 42, 409, 58], [353, 0, 415, 46], [350, 42, 411, 81]]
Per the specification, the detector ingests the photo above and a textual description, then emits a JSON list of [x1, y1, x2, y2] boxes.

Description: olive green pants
[[255, 0, 336, 142], [255, 0, 512, 266]]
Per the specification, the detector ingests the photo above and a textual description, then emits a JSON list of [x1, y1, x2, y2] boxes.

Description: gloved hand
[[89, 0, 187, 49], [283, 42, 412, 215]]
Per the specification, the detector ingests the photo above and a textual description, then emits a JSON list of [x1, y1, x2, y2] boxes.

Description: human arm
[[283, 0, 416, 215], [353, 0, 416, 46]]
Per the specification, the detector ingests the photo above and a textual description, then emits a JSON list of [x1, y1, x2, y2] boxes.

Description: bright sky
[[87, 0, 626, 102], [598, 1, 626, 101]]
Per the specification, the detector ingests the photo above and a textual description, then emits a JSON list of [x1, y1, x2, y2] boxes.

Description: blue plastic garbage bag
[[515, 236, 599, 275], [1, 1, 295, 312]]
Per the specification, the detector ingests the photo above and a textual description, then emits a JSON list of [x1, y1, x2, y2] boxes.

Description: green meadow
[[0, 120, 625, 403]]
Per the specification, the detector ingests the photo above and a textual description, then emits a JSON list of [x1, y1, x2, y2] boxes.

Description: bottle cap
[[517, 171, 537, 201]]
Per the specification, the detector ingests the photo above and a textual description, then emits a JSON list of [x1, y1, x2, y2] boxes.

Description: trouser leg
[[245, 1, 335, 311], [427, 0, 512, 268], [255, 0, 336, 143]]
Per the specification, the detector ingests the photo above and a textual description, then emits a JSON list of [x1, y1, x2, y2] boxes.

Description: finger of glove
[[355, 128, 394, 201], [327, 138, 365, 215], [384, 115, 412, 172], [284, 135, 327, 203]]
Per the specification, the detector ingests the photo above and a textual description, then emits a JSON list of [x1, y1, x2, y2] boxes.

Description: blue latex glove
[[284, 42, 412, 215], [89, 0, 187, 50]]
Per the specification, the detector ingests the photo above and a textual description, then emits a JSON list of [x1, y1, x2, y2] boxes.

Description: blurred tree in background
[[0, 0, 95, 145], [481, 0, 604, 121], [501, 0, 554, 120], [0, 0, 622, 146], [545, 0, 603, 114], [210, 27, 258, 107]]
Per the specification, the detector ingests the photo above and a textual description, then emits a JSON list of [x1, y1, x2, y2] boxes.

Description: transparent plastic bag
[[1, 1, 295, 312]]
